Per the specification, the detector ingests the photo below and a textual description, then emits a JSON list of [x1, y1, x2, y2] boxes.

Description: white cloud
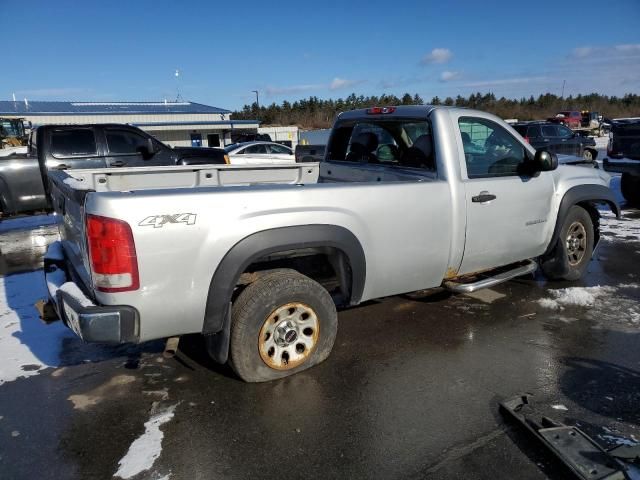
[[421, 48, 452, 65], [615, 44, 640, 54], [571, 46, 593, 58], [265, 77, 363, 96], [440, 71, 460, 82], [570, 43, 640, 59], [329, 77, 360, 90]]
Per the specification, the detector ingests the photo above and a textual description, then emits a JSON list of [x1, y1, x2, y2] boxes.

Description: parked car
[[0, 124, 229, 216], [512, 122, 598, 161], [603, 118, 640, 204], [224, 141, 294, 165], [44, 105, 617, 382], [548, 110, 583, 128]]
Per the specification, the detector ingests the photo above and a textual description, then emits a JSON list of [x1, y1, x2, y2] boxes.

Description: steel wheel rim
[[566, 221, 587, 266], [258, 302, 319, 370]]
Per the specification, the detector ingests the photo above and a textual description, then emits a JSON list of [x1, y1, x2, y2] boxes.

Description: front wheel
[[582, 149, 594, 161], [540, 205, 594, 281], [229, 270, 337, 382]]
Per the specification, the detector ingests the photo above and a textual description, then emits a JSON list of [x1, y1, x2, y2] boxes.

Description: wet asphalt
[[0, 203, 639, 479]]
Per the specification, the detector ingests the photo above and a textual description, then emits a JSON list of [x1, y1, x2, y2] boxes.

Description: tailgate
[[48, 170, 94, 294]]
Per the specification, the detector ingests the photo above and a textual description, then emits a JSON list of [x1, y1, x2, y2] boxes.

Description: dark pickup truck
[[603, 118, 640, 204], [0, 123, 228, 216]]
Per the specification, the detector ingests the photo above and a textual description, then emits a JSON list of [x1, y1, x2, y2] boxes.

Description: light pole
[[252, 90, 259, 111]]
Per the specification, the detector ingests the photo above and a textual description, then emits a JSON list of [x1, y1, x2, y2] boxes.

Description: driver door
[[456, 115, 555, 275]]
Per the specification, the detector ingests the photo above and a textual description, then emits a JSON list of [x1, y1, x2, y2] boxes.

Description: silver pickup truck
[[44, 106, 619, 382]]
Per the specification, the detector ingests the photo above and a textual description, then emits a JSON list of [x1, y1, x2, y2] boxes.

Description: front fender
[[544, 184, 620, 256]]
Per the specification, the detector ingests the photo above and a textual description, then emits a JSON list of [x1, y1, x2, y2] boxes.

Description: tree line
[[232, 92, 640, 129]]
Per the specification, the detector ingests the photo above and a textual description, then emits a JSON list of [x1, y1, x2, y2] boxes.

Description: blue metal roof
[[132, 120, 260, 127], [0, 100, 231, 115]]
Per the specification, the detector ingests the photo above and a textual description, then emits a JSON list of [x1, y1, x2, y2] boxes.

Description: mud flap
[[500, 395, 638, 480], [205, 302, 232, 364]]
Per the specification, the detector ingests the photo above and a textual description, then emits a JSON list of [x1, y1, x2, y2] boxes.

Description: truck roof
[[33, 123, 142, 130], [337, 105, 438, 120]]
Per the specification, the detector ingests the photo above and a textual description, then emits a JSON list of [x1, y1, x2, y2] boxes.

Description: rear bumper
[[603, 157, 640, 175], [44, 241, 139, 344]]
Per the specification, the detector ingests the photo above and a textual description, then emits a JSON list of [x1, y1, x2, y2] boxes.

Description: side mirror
[[139, 138, 157, 159], [533, 149, 558, 172], [147, 138, 157, 155]]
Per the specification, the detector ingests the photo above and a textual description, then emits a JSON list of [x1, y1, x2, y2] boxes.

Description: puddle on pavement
[[0, 219, 59, 275]]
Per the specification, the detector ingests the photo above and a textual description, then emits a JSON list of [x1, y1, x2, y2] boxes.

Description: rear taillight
[[86, 214, 139, 292], [524, 137, 530, 144]]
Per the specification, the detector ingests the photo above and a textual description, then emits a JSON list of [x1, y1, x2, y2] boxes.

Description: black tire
[[540, 205, 594, 281], [229, 269, 337, 382], [621, 173, 640, 205]]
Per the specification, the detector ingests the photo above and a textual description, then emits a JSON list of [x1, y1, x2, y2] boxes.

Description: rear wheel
[[229, 270, 337, 382], [541, 205, 594, 281], [582, 149, 594, 161], [621, 173, 640, 205]]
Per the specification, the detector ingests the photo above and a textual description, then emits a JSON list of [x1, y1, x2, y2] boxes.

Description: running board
[[443, 260, 537, 293]]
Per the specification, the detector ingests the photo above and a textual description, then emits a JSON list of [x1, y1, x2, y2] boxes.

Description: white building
[[0, 100, 270, 148]]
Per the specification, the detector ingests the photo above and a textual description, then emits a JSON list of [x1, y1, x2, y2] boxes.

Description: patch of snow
[[600, 211, 640, 242], [114, 403, 178, 479], [0, 214, 58, 234], [538, 283, 640, 330], [537, 286, 615, 310], [599, 434, 639, 447], [618, 283, 640, 289], [551, 404, 568, 411], [0, 271, 76, 385]]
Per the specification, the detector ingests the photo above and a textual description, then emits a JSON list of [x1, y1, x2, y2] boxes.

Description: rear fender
[[203, 225, 366, 363]]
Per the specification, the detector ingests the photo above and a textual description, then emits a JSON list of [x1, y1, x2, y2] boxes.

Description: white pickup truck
[[44, 106, 619, 382]]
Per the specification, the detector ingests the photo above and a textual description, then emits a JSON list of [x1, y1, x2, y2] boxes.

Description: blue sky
[[1, 0, 639, 110]]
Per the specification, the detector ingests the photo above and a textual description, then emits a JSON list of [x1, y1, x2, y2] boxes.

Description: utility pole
[[252, 90, 259, 111], [561, 80, 566, 99]]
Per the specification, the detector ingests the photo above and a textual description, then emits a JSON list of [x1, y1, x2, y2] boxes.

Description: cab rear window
[[51, 129, 97, 157], [326, 119, 436, 171]]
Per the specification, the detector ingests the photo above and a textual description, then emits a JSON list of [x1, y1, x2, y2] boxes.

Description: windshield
[[0, 119, 24, 137]]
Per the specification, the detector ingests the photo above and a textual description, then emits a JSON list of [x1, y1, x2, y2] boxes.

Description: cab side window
[[106, 129, 148, 155], [458, 117, 526, 178]]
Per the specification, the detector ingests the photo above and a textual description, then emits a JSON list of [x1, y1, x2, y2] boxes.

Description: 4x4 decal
[[139, 213, 197, 228]]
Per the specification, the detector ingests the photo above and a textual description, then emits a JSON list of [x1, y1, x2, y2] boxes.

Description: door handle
[[110, 160, 125, 167], [472, 191, 496, 203], [55, 164, 69, 170]]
